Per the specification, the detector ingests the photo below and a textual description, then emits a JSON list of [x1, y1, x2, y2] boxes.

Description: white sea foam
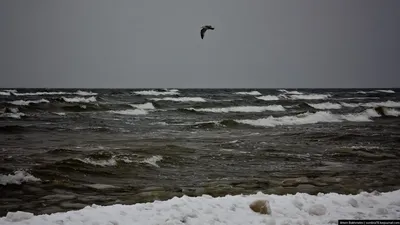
[[75, 90, 98, 96], [150, 97, 206, 102], [1, 189, 399, 225], [53, 112, 66, 116], [13, 91, 67, 96], [9, 99, 49, 106], [62, 96, 96, 103], [237, 109, 382, 127], [279, 89, 303, 95], [76, 157, 117, 167], [109, 109, 148, 115], [307, 102, 342, 109], [134, 90, 179, 96], [384, 108, 400, 116], [289, 94, 331, 100], [0, 112, 25, 119], [141, 155, 163, 167], [187, 105, 286, 113], [340, 100, 400, 108], [0, 91, 11, 96], [0, 171, 41, 186], [256, 95, 280, 101], [234, 91, 262, 95], [129, 102, 155, 110], [377, 89, 395, 93]]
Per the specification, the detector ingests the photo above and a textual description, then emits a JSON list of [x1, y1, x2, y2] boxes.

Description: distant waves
[[0, 88, 399, 128]]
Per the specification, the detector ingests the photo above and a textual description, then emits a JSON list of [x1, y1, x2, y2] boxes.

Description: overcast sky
[[0, 0, 399, 88]]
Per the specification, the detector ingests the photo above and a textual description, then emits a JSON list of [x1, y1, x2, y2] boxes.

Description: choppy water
[[1, 88, 400, 216]]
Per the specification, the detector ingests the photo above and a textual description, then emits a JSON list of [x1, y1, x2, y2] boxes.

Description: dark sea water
[[1, 88, 400, 216]]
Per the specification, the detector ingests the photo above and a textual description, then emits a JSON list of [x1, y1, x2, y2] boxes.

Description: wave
[[13, 91, 67, 96], [75, 90, 97, 96], [0, 112, 25, 119], [0, 170, 41, 186], [129, 102, 155, 110], [256, 95, 280, 101], [76, 156, 118, 167], [279, 89, 303, 95], [61, 96, 97, 103], [150, 97, 206, 102], [6, 90, 98, 96], [187, 119, 241, 129], [340, 100, 400, 108], [377, 89, 395, 93], [0, 91, 11, 96], [288, 94, 330, 100], [234, 91, 261, 96], [236, 109, 384, 127], [9, 99, 49, 106], [186, 105, 285, 113], [141, 155, 163, 167], [134, 89, 179, 96], [109, 109, 148, 115], [307, 102, 342, 110]]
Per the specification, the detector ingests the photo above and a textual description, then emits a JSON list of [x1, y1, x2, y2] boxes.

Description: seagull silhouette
[[200, 25, 215, 39]]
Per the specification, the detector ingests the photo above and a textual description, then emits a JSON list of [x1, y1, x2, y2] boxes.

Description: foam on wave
[[134, 90, 179, 96], [61, 97, 97, 103], [234, 91, 262, 96], [279, 89, 303, 95], [13, 91, 67, 96], [9, 99, 49, 106], [236, 109, 383, 127], [129, 102, 155, 110], [307, 102, 342, 110], [340, 100, 400, 108], [256, 95, 280, 101], [0, 171, 41, 186], [75, 90, 98, 96], [289, 94, 331, 100], [109, 109, 148, 115], [187, 105, 285, 113], [150, 97, 206, 102]]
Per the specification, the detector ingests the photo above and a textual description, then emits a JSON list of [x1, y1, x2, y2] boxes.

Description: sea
[[1, 88, 400, 218]]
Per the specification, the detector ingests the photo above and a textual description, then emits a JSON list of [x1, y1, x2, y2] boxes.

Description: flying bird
[[200, 25, 215, 39]]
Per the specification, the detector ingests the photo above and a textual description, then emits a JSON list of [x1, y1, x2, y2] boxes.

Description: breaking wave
[[141, 155, 163, 167], [256, 95, 280, 101], [150, 97, 206, 102], [279, 89, 303, 95], [134, 89, 179, 96], [377, 89, 395, 93], [288, 94, 331, 100], [234, 91, 262, 96], [129, 102, 155, 110], [76, 157, 118, 167], [307, 102, 342, 110], [61, 96, 97, 103], [0, 170, 41, 186], [75, 90, 97, 96], [9, 99, 49, 106], [186, 105, 285, 113], [13, 91, 67, 96], [109, 109, 148, 115], [340, 100, 400, 108], [236, 109, 385, 127]]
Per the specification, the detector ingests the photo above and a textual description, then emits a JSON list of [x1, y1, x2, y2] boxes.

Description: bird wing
[[200, 27, 208, 39]]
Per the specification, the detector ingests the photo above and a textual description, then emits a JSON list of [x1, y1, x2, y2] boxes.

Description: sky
[[0, 0, 399, 88]]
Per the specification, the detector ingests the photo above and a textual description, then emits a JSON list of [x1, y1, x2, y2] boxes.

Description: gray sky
[[1, 0, 399, 88]]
